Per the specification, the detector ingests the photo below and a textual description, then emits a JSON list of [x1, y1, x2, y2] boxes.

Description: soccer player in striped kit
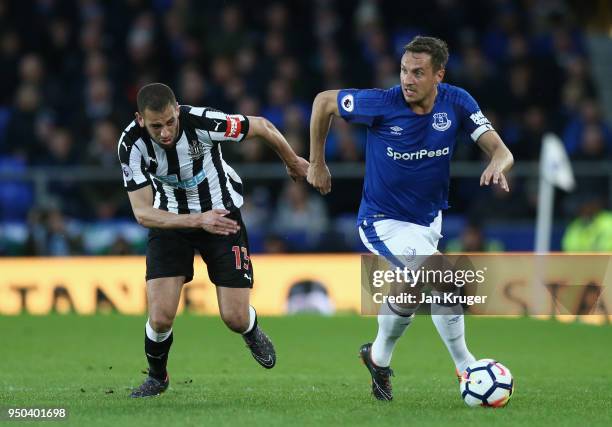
[[119, 83, 308, 397]]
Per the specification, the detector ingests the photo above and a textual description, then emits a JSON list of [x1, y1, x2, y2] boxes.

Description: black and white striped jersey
[[117, 105, 249, 213]]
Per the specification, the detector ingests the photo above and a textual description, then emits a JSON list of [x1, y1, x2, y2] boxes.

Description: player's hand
[[480, 161, 510, 192], [286, 156, 309, 182], [307, 162, 332, 195], [198, 209, 240, 235]]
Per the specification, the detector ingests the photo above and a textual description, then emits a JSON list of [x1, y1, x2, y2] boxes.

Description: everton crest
[[432, 112, 452, 131]]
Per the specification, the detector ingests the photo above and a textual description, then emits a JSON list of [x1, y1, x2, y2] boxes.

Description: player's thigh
[[146, 276, 186, 325], [198, 211, 253, 289], [145, 228, 194, 326], [376, 218, 441, 264], [359, 219, 438, 270], [146, 227, 195, 283]]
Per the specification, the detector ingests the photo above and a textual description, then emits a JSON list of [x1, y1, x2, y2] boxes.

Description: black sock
[[144, 331, 173, 381], [243, 313, 258, 339]]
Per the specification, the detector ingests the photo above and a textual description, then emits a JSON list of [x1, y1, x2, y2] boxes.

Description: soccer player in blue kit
[[307, 36, 514, 401]]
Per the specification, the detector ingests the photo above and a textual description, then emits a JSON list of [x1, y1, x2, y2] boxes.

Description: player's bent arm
[[127, 186, 199, 228], [127, 186, 239, 234], [476, 130, 514, 191], [246, 116, 300, 166], [476, 130, 514, 172], [306, 90, 341, 195], [309, 90, 340, 165], [245, 116, 309, 180]]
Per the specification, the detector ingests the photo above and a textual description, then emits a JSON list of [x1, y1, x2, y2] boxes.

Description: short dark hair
[[404, 36, 449, 71], [136, 83, 176, 113]]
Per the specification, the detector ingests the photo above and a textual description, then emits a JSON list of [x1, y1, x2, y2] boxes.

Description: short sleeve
[[186, 106, 250, 142], [117, 135, 151, 192], [456, 89, 495, 142], [337, 89, 389, 127]]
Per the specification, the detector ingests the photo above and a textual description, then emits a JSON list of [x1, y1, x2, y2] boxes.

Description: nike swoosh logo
[[373, 380, 392, 400], [253, 353, 274, 367]]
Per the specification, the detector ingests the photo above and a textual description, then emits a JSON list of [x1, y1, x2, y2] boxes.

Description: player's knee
[[149, 312, 175, 332], [220, 308, 249, 333]]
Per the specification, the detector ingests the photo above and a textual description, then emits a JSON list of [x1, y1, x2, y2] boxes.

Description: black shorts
[[146, 210, 253, 288]]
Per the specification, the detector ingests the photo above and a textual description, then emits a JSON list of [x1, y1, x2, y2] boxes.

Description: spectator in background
[[18, 53, 45, 87], [286, 280, 335, 315], [207, 4, 248, 57], [24, 205, 83, 256], [452, 45, 499, 112], [206, 56, 235, 111], [563, 99, 612, 157], [262, 78, 293, 129], [444, 222, 504, 252], [263, 233, 290, 253], [273, 181, 329, 248], [3, 84, 43, 159], [240, 187, 272, 233], [236, 46, 264, 96], [81, 119, 126, 219], [574, 124, 611, 160], [318, 44, 346, 89], [40, 127, 78, 167], [84, 119, 119, 168], [162, 5, 192, 64], [325, 119, 364, 162], [39, 127, 84, 217], [177, 63, 208, 106], [504, 61, 537, 117], [515, 105, 549, 160], [559, 56, 597, 120], [562, 194, 612, 252], [84, 78, 114, 123], [107, 236, 136, 256]]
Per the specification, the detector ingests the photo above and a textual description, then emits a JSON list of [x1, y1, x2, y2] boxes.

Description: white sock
[[371, 303, 415, 367], [146, 319, 172, 343], [242, 305, 257, 334], [431, 302, 475, 373]]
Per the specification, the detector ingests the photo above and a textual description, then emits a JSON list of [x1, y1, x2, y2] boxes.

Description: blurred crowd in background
[[0, 0, 611, 256]]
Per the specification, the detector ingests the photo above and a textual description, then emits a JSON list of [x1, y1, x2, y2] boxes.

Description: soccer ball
[[459, 359, 514, 407]]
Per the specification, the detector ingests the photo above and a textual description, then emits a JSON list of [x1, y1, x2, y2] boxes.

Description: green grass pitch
[[1, 315, 611, 426]]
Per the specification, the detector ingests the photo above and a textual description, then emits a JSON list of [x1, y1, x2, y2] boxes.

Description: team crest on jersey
[[432, 112, 452, 131], [402, 246, 416, 262], [188, 139, 206, 160]]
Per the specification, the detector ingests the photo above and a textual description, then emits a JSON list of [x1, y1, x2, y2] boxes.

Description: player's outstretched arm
[[246, 116, 309, 181], [127, 186, 240, 234], [308, 90, 340, 195], [476, 131, 514, 192]]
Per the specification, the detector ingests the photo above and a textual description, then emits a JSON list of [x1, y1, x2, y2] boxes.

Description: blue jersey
[[337, 83, 493, 226]]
